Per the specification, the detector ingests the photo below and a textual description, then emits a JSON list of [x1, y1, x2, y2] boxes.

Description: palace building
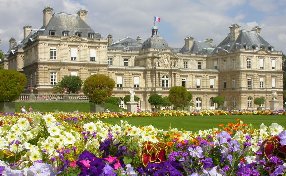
[[1, 7, 283, 111]]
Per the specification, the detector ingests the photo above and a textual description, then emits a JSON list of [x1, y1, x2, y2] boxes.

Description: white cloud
[[0, 0, 285, 53]]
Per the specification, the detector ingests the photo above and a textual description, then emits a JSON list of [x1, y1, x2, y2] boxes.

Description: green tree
[[254, 97, 265, 108], [168, 86, 192, 110], [0, 70, 27, 102], [105, 96, 121, 106], [213, 96, 225, 109], [58, 75, 82, 93], [123, 95, 140, 104], [0, 50, 4, 69], [162, 96, 172, 108], [148, 93, 163, 110], [83, 74, 115, 104]]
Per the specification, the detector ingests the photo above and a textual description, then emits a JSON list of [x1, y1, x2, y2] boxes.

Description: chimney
[[23, 25, 32, 39], [252, 26, 261, 34], [43, 7, 53, 27], [9, 38, 17, 50], [136, 36, 142, 43], [184, 36, 194, 50], [107, 34, 113, 46], [229, 24, 240, 41], [77, 9, 88, 21]]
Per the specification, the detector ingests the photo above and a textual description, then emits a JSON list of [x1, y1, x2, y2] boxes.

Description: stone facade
[[3, 7, 283, 111]]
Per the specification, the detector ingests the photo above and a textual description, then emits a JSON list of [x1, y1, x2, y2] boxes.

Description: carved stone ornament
[[66, 35, 82, 42]]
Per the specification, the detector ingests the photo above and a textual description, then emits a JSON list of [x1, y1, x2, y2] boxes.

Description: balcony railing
[[17, 94, 89, 102]]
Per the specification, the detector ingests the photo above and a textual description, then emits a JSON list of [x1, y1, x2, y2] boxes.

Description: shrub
[[123, 95, 140, 104], [168, 86, 192, 109], [83, 74, 115, 104], [58, 76, 82, 93], [213, 96, 225, 109], [148, 93, 163, 110], [105, 97, 121, 106], [0, 69, 27, 102], [254, 97, 265, 107]]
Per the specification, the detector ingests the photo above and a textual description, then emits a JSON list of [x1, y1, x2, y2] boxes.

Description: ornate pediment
[[255, 50, 270, 55], [64, 35, 83, 42], [156, 53, 178, 68]]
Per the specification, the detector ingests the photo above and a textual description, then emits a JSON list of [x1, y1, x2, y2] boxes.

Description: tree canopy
[[212, 96, 225, 109], [148, 93, 163, 110], [254, 97, 265, 106], [58, 75, 82, 93], [123, 95, 140, 104], [0, 69, 27, 102], [83, 74, 115, 104], [168, 86, 192, 109]]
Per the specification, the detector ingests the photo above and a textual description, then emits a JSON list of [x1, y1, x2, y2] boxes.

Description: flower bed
[[0, 112, 285, 175]]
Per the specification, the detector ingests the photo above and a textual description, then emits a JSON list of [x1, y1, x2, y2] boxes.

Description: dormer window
[[49, 30, 56, 36], [88, 33, 95, 39], [75, 32, 82, 37], [62, 31, 69, 36]]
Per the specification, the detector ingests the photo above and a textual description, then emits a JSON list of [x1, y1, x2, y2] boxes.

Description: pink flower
[[80, 160, 91, 168], [104, 156, 117, 163], [69, 161, 77, 168], [104, 156, 121, 170]]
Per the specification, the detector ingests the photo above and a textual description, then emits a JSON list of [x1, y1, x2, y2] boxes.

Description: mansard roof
[[39, 12, 101, 39], [213, 29, 274, 53], [142, 35, 169, 50], [108, 37, 142, 51], [180, 40, 215, 55]]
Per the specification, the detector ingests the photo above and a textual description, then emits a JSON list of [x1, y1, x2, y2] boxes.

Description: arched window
[[246, 58, 251, 69], [232, 97, 236, 109], [210, 97, 215, 110], [247, 97, 253, 108], [196, 97, 202, 110], [161, 75, 169, 88]]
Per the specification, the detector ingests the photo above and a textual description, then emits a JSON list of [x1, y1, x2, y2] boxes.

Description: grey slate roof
[[142, 35, 169, 50], [213, 30, 274, 53], [108, 37, 142, 51], [38, 12, 101, 39], [180, 40, 215, 55]]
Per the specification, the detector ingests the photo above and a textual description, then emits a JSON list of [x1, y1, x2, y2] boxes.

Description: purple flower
[[237, 164, 260, 176], [217, 131, 231, 144], [0, 166, 5, 175], [201, 158, 213, 169], [188, 146, 203, 158], [269, 156, 283, 165], [102, 165, 116, 176], [270, 165, 285, 176], [229, 140, 240, 152], [278, 130, 286, 145]]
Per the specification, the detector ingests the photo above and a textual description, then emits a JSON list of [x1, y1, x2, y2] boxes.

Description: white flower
[[17, 118, 30, 131], [43, 114, 57, 127], [48, 126, 61, 136], [83, 122, 97, 132], [0, 137, 8, 149], [28, 147, 42, 162], [269, 123, 284, 136], [63, 132, 76, 146], [245, 156, 256, 164]]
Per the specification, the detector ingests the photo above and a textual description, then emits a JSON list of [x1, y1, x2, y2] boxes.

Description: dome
[[142, 35, 169, 50], [141, 25, 169, 50]]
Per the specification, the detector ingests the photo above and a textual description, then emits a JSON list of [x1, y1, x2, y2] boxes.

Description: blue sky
[[0, 0, 285, 53]]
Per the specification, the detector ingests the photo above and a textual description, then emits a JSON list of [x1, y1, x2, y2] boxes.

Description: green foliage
[[148, 93, 163, 109], [162, 96, 172, 107], [58, 76, 82, 93], [168, 86, 192, 109], [105, 96, 121, 106], [83, 74, 115, 104], [254, 97, 265, 106], [213, 96, 225, 109], [0, 70, 27, 102], [123, 95, 140, 104]]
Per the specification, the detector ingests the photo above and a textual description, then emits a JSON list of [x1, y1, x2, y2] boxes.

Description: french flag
[[154, 16, 161, 22]]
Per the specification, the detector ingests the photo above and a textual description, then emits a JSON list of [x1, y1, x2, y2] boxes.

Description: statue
[[129, 89, 135, 102], [272, 90, 277, 100]]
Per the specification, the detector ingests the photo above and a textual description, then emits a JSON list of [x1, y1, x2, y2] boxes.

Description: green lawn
[[100, 115, 286, 131]]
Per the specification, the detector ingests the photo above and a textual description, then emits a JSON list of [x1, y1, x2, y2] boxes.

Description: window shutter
[[70, 72, 78, 76], [134, 76, 139, 85], [271, 59, 276, 68], [196, 79, 201, 86], [259, 58, 264, 68], [71, 48, 78, 57], [272, 77, 276, 88], [117, 76, 123, 84], [90, 49, 96, 58], [210, 79, 214, 86]]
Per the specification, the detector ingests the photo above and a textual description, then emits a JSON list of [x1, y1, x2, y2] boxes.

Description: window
[[50, 72, 57, 85], [223, 81, 227, 89], [70, 72, 78, 76], [232, 79, 236, 89], [181, 78, 186, 87], [246, 58, 251, 69], [116, 76, 123, 88], [259, 58, 264, 69], [198, 61, 202, 69], [75, 32, 82, 37], [49, 30, 55, 36], [162, 75, 169, 88], [71, 48, 77, 61], [247, 78, 252, 89], [108, 58, 113, 66], [210, 78, 214, 88], [232, 59, 236, 69], [247, 97, 253, 108], [210, 97, 215, 109], [134, 76, 140, 88], [88, 33, 95, 39], [232, 97, 237, 109], [90, 48, 96, 62], [272, 77, 276, 88], [259, 77, 264, 88], [214, 60, 218, 69], [183, 61, 188, 68], [196, 78, 201, 88], [196, 97, 202, 109], [50, 48, 57, 60], [271, 59, 276, 69], [62, 31, 69, 36], [123, 58, 129, 66]]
